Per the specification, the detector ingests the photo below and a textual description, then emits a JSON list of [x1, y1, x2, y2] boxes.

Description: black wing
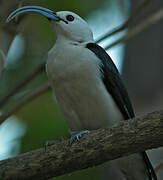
[[86, 43, 157, 180], [86, 43, 134, 119]]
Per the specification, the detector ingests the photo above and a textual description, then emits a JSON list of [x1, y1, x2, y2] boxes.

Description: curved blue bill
[[6, 6, 60, 22]]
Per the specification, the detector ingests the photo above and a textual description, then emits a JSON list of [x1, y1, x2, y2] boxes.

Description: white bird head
[[53, 11, 93, 42], [7, 6, 94, 43]]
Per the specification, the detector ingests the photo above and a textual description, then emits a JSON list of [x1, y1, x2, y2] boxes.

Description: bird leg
[[69, 130, 90, 144], [44, 137, 64, 152]]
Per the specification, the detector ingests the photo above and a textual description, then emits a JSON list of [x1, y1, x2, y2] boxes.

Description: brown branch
[[0, 63, 45, 108], [95, 0, 151, 43], [105, 7, 163, 50], [0, 83, 51, 124], [0, 109, 163, 180]]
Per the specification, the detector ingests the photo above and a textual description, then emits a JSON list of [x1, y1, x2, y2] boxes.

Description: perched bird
[[7, 6, 157, 180]]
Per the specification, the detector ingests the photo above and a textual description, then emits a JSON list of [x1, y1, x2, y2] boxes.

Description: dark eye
[[66, 15, 74, 22]]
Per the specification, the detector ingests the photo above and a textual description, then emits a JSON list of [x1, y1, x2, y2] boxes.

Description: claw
[[44, 140, 59, 152], [44, 137, 65, 152], [69, 130, 90, 144]]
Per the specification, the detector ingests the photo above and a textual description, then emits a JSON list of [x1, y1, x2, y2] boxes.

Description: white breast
[[46, 40, 123, 132]]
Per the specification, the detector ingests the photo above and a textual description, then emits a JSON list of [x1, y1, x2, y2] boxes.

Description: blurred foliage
[[38, 0, 106, 16]]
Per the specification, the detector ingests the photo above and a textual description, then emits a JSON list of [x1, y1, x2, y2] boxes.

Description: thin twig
[[105, 8, 163, 50], [0, 109, 163, 180], [0, 63, 45, 108], [0, 49, 7, 68], [0, 50, 7, 74], [95, 0, 151, 43], [0, 83, 50, 124]]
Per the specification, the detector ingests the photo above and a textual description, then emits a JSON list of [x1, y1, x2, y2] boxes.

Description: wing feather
[[86, 43, 134, 119]]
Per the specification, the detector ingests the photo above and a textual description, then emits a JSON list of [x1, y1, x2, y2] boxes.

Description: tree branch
[[95, 0, 151, 43], [0, 63, 45, 108], [105, 7, 163, 50], [0, 83, 50, 124], [0, 109, 163, 180], [0, 49, 7, 74]]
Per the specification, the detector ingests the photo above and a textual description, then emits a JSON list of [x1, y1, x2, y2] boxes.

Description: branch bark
[[0, 109, 163, 180]]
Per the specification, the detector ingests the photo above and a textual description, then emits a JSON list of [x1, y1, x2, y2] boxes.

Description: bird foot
[[69, 130, 90, 144], [44, 137, 64, 152]]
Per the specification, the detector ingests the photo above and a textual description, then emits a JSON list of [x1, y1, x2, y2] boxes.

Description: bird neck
[[55, 34, 94, 46]]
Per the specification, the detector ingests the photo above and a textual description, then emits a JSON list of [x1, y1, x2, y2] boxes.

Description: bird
[[7, 6, 157, 180]]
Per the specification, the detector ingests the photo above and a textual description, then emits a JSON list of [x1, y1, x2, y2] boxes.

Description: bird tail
[[142, 151, 157, 180]]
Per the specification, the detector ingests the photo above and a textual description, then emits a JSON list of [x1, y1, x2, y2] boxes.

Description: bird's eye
[[66, 15, 74, 22]]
